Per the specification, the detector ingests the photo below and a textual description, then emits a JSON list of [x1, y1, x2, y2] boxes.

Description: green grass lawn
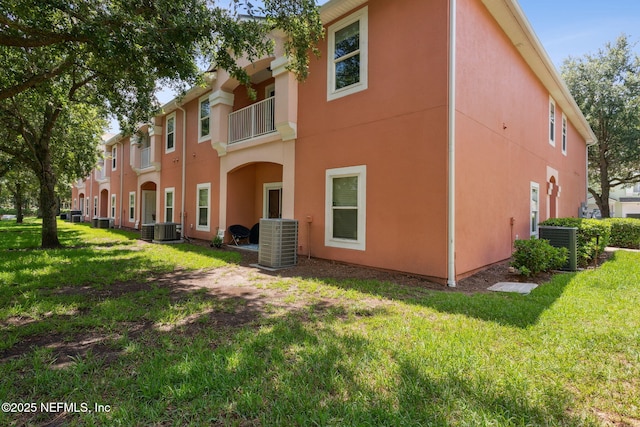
[[0, 219, 638, 426]]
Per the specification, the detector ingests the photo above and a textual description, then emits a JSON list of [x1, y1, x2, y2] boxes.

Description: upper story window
[[327, 7, 368, 101], [166, 113, 176, 153], [199, 96, 210, 142], [549, 97, 556, 146], [561, 114, 567, 155], [111, 146, 117, 170]]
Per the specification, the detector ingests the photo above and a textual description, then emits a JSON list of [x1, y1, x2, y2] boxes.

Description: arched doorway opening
[[226, 162, 283, 231]]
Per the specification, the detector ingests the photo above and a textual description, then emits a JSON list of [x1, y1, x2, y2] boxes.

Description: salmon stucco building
[[72, 0, 596, 286]]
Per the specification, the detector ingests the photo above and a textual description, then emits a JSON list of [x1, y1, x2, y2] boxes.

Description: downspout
[[447, 0, 457, 287], [119, 141, 123, 228], [176, 106, 187, 238]]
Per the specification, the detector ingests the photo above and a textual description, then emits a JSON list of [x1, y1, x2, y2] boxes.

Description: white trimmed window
[[530, 182, 539, 236], [549, 97, 556, 146], [111, 194, 117, 219], [327, 7, 368, 101], [198, 96, 210, 142], [165, 187, 175, 222], [166, 113, 176, 153], [325, 165, 366, 250], [129, 192, 136, 222], [111, 146, 117, 170], [80, 197, 85, 215], [94, 196, 98, 217], [561, 114, 567, 155], [85, 198, 89, 216], [196, 183, 210, 231]]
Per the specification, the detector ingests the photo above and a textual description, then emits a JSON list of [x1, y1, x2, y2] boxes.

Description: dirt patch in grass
[[1, 244, 612, 372]]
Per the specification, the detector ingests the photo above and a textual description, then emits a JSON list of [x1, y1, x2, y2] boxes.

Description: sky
[[517, 0, 640, 69]]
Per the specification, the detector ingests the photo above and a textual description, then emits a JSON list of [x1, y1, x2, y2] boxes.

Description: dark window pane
[[334, 21, 359, 59], [201, 118, 209, 137], [335, 55, 361, 89], [333, 176, 358, 206], [199, 208, 208, 226], [333, 209, 358, 240]]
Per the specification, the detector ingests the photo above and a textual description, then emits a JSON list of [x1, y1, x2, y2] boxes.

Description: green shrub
[[539, 218, 610, 267], [604, 218, 640, 249], [511, 238, 568, 277]]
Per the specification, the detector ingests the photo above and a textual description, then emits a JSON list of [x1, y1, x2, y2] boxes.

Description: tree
[[561, 35, 640, 218], [0, 0, 323, 247], [2, 167, 39, 223], [0, 85, 106, 245]]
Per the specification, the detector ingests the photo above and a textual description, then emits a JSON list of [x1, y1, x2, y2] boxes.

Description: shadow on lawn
[[308, 272, 576, 329], [1, 296, 585, 427], [0, 251, 591, 427]]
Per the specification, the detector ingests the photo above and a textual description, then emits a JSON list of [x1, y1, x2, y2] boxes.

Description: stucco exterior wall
[[296, 0, 451, 279], [454, 0, 588, 276]]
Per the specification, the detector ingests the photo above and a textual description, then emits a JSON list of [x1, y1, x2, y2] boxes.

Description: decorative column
[[270, 56, 298, 141], [210, 90, 235, 156]]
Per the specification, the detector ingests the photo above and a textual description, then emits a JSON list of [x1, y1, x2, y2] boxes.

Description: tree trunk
[[38, 149, 61, 248], [14, 182, 24, 223]]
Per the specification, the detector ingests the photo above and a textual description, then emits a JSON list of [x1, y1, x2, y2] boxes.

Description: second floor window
[[199, 97, 210, 141], [562, 114, 567, 155], [111, 146, 117, 170], [166, 114, 175, 152], [549, 97, 556, 146], [327, 7, 368, 101]]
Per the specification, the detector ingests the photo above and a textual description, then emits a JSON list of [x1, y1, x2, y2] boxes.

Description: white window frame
[[129, 191, 136, 222], [196, 183, 210, 232], [93, 196, 98, 217], [79, 197, 85, 216], [325, 165, 366, 251], [530, 182, 540, 237], [165, 187, 175, 223], [166, 113, 176, 153], [327, 7, 368, 101], [561, 113, 567, 155], [111, 146, 117, 170], [198, 95, 210, 143], [263, 182, 283, 219], [549, 97, 556, 147], [111, 194, 117, 219]]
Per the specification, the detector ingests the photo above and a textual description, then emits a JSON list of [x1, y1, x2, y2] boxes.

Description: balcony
[[228, 96, 276, 144]]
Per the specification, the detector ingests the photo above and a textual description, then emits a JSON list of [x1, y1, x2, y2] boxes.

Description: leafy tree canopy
[[0, 0, 322, 247], [561, 35, 640, 217], [0, 0, 323, 132]]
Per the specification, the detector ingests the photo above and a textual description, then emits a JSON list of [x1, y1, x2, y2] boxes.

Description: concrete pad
[[487, 282, 538, 295]]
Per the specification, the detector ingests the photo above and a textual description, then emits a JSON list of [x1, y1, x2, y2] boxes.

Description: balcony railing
[[140, 147, 151, 169], [228, 96, 276, 144]]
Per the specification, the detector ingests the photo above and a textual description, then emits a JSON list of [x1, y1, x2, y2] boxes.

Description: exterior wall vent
[[259, 219, 298, 268], [154, 222, 178, 241], [539, 226, 578, 271]]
